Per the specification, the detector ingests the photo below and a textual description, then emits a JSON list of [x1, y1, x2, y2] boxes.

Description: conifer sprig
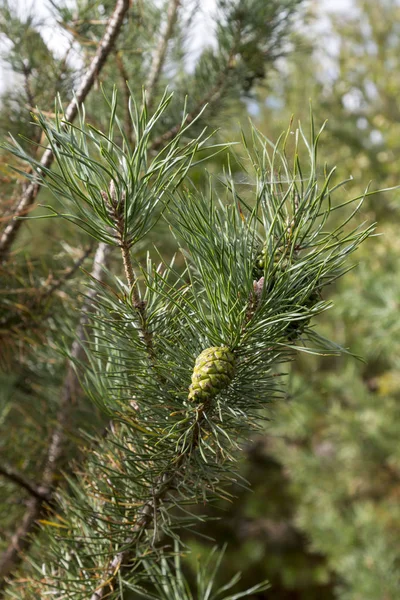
[[132, 542, 270, 599], [6, 90, 212, 248], [4, 94, 373, 599]]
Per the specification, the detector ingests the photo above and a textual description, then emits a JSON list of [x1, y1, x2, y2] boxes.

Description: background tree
[[268, 3, 400, 597]]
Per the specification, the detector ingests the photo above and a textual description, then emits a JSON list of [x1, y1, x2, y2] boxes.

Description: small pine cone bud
[[253, 276, 265, 301], [256, 245, 267, 269], [188, 346, 235, 402], [102, 180, 126, 221], [273, 245, 290, 270], [253, 245, 267, 279], [253, 242, 290, 279]]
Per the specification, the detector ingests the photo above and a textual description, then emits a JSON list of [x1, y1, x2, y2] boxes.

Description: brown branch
[[0, 0, 131, 263], [0, 464, 49, 502], [145, 0, 181, 109], [0, 242, 111, 593], [115, 51, 133, 142], [103, 182, 155, 362]]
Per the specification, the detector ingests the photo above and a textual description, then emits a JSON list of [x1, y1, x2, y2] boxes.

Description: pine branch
[[150, 76, 227, 152], [145, 0, 181, 109], [150, 45, 236, 152], [3, 116, 375, 599], [0, 464, 49, 502], [89, 396, 217, 600], [0, 0, 130, 263], [3, 86, 360, 600], [0, 242, 111, 592], [115, 51, 133, 142]]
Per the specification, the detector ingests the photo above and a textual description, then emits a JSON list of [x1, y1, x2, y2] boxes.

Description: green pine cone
[[188, 346, 235, 402]]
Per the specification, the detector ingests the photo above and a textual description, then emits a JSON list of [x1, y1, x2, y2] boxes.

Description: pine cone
[[188, 346, 235, 402]]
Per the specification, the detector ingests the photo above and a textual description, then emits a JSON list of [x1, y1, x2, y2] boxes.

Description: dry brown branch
[[0, 0, 131, 263]]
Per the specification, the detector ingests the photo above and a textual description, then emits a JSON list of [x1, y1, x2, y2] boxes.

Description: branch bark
[[0, 242, 111, 593], [0, 0, 131, 263], [0, 464, 49, 502], [115, 51, 134, 142], [145, 0, 181, 109]]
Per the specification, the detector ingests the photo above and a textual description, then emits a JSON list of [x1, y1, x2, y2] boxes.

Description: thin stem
[[104, 182, 155, 362], [145, 0, 181, 110], [115, 51, 134, 142], [120, 241, 136, 290], [53, 39, 75, 95], [120, 237, 155, 362], [0, 0, 130, 263], [0, 464, 49, 502], [21, 61, 41, 150]]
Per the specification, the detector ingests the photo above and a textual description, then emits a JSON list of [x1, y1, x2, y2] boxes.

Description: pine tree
[[0, 0, 309, 596], [2, 86, 374, 597]]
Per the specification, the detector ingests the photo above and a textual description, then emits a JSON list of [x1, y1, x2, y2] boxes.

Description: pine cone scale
[[188, 346, 235, 402]]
